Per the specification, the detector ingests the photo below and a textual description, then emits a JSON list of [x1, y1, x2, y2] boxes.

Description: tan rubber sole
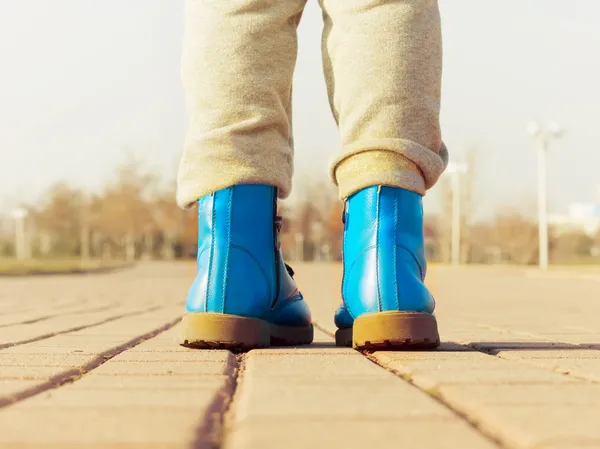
[[335, 311, 440, 350], [180, 312, 314, 351]]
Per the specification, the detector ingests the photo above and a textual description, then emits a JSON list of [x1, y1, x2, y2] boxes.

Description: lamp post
[[446, 162, 468, 266], [527, 121, 564, 270], [11, 208, 28, 260]]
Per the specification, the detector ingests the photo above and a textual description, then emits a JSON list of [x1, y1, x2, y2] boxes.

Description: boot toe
[[334, 303, 354, 329]]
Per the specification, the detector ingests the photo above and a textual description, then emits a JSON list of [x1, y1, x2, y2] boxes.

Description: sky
[[1, 0, 599, 219]]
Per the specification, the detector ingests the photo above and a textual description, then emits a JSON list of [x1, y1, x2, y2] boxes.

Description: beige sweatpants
[[177, 0, 448, 207]]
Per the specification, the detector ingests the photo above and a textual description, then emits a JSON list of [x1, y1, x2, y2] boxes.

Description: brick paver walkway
[[1, 262, 599, 448]]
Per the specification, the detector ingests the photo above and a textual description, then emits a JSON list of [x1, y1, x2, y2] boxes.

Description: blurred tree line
[[1, 156, 599, 265], [0, 158, 196, 261]]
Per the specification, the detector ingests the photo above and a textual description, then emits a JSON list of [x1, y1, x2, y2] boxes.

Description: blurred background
[[1, 0, 600, 272]]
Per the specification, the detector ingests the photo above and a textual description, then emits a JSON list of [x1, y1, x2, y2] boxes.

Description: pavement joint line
[[0, 315, 54, 329], [0, 305, 163, 351], [0, 316, 182, 409], [455, 323, 600, 382], [362, 352, 509, 449], [320, 314, 598, 383], [0, 303, 119, 329], [471, 322, 600, 351], [193, 352, 241, 449], [466, 342, 600, 384], [59, 302, 120, 316], [470, 323, 600, 354], [317, 318, 596, 382], [314, 320, 507, 446]]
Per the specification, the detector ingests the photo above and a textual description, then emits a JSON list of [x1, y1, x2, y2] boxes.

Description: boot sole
[[335, 311, 440, 350], [180, 312, 314, 351]]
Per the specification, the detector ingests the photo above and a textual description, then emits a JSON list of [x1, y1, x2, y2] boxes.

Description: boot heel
[[352, 311, 440, 350], [180, 312, 270, 350]]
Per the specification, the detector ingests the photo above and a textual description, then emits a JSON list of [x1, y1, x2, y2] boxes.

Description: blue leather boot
[[180, 184, 313, 350], [335, 186, 440, 349]]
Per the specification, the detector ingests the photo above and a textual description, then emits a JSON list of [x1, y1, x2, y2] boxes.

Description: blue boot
[[335, 186, 440, 349], [180, 184, 313, 350]]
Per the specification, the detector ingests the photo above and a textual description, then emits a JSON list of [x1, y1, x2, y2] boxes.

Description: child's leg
[[322, 0, 446, 349], [320, 0, 448, 196], [177, 0, 307, 207], [177, 1, 313, 350]]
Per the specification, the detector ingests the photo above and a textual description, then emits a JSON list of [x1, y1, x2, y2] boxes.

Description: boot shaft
[[342, 186, 433, 316], [343, 186, 427, 275], [189, 184, 279, 315]]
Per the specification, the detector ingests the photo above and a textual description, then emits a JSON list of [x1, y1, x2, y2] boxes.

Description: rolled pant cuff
[[332, 139, 447, 199], [176, 152, 293, 208]]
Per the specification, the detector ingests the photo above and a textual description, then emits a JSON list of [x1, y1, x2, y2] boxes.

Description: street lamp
[[446, 162, 468, 266], [10, 208, 28, 260], [527, 121, 564, 270]]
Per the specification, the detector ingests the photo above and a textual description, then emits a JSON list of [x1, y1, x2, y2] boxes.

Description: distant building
[[549, 202, 600, 236]]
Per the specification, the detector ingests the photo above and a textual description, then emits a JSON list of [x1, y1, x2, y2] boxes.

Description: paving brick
[[90, 360, 232, 376], [0, 308, 185, 408], [0, 365, 80, 380], [470, 405, 600, 449], [496, 353, 600, 381], [0, 380, 40, 397], [537, 439, 600, 449], [0, 344, 102, 355], [243, 351, 385, 378], [494, 349, 599, 359], [0, 353, 92, 367], [371, 351, 597, 447], [373, 352, 580, 389], [228, 350, 493, 447], [72, 375, 230, 390], [439, 384, 600, 407], [0, 308, 142, 347], [19, 387, 228, 408], [409, 368, 578, 388], [112, 350, 230, 362], [0, 408, 205, 447], [3, 262, 600, 448], [226, 418, 498, 449], [0, 310, 235, 447]]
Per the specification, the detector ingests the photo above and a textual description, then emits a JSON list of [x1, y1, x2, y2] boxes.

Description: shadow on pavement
[[468, 342, 600, 351], [263, 341, 600, 351]]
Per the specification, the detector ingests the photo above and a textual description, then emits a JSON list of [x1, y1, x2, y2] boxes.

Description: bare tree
[[491, 211, 539, 265], [551, 230, 594, 263], [91, 156, 157, 260], [153, 183, 197, 259], [32, 183, 85, 257]]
